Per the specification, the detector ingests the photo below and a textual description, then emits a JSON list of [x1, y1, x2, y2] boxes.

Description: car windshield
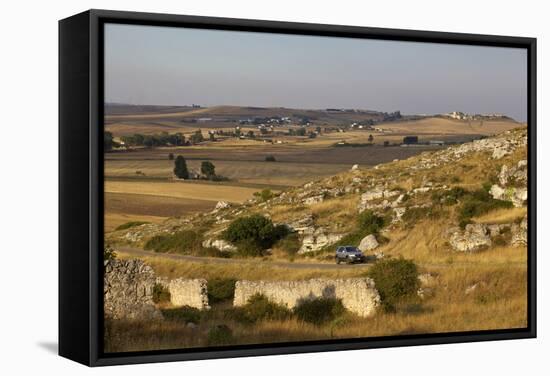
[[344, 247, 360, 253]]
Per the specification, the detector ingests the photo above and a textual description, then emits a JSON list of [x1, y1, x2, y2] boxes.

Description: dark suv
[[335, 246, 365, 264]]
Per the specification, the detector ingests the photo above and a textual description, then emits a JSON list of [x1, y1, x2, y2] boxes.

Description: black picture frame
[[59, 9, 537, 367]]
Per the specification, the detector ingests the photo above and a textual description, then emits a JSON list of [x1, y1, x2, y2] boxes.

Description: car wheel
[[336, 258, 341, 264]]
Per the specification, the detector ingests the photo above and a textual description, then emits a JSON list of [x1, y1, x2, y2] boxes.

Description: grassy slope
[[105, 128, 528, 352]]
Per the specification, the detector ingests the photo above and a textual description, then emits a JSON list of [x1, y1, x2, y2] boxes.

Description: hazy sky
[[105, 23, 527, 121]]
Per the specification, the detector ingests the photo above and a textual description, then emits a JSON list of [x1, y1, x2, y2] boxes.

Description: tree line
[[104, 130, 206, 151]]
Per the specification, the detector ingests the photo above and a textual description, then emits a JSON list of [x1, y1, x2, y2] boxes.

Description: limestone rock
[[358, 234, 379, 251], [303, 194, 325, 206], [298, 228, 343, 254], [213, 201, 230, 211], [489, 184, 506, 201], [202, 238, 237, 252], [449, 224, 492, 252]]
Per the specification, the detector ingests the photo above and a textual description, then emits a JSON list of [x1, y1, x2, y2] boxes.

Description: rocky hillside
[[107, 127, 528, 259]]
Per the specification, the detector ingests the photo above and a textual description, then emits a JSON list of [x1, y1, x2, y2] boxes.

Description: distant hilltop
[[442, 111, 514, 122]]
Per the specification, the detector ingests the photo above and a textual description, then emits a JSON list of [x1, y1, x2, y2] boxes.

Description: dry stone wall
[[157, 278, 210, 310], [234, 278, 380, 317], [104, 259, 162, 320]]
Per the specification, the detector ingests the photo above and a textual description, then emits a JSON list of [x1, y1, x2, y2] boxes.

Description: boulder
[[489, 184, 506, 201], [213, 201, 230, 211], [202, 239, 237, 252], [492, 146, 511, 159], [449, 224, 492, 252], [358, 234, 379, 251], [392, 207, 406, 223], [350, 164, 359, 171], [511, 188, 527, 207]]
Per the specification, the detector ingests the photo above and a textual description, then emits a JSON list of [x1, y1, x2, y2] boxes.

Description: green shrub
[[368, 258, 420, 312], [457, 189, 513, 224], [115, 221, 149, 231], [294, 297, 346, 325], [357, 210, 386, 234], [222, 215, 288, 255], [228, 294, 291, 324], [152, 283, 171, 303], [161, 306, 201, 324], [275, 233, 301, 255], [208, 278, 237, 304], [254, 189, 275, 202], [144, 230, 202, 253], [207, 325, 233, 346], [104, 245, 117, 261], [265, 155, 276, 162]]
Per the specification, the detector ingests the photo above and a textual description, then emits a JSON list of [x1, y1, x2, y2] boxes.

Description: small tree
[[265, 155, 276, 162], [168, 153, 174, 160], [222, 214, 288, 255], [201, 161, 216, 179], [368, 134, 374, 143], [173, 155, 189, 179], [368, 258, 420, 312], [104, 131, 114, 151], [357, 210, 386, 234], [190, 130, 204, 144]]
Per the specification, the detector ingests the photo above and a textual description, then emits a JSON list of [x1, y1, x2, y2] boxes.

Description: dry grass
[[380, 218, 527, 265], [105, 180, 258, 203], [474, 207, 527, 224], [105, 158, 347, 187], [308, 196, 359, 229], [104, 213, 166, 233], [377, 117, 522, 135], [104, 261, 527, 352], [117, 251, 366, 281]]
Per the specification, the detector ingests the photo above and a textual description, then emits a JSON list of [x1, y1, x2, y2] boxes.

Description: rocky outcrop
[[157, 278, 210, 310], [489, 161, 528, 207], [303, 194, 325, 206], [202, 238, 237, 252], [358, 186, 401, 212], [358, 234, 379, 251], [511, 216, 528, 246], [213, 201, 231, 212], [449, 224, 492, 252], [299, 228, 343, 254], [233, 278, 380, 317], [104, 259, 162, 320]]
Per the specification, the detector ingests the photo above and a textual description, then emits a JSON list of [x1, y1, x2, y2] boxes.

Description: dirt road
[[117, 246, 370, 270]]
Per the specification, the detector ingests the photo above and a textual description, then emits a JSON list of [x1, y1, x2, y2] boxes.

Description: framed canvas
[[59, 9, 536, 366]]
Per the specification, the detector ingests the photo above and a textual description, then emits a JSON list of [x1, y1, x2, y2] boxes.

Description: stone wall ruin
[[157, 278, 210, 310], [104, 259, 162, 320], [233, 278, 380, 317]]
